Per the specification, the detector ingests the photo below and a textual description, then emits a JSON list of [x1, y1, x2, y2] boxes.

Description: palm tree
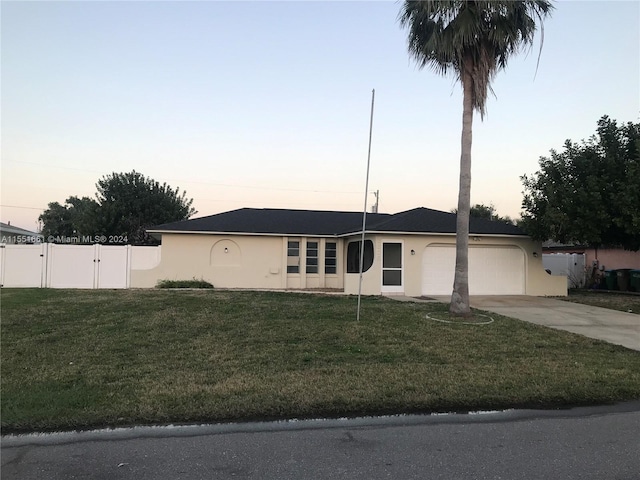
[[399, 0, 553, 316]]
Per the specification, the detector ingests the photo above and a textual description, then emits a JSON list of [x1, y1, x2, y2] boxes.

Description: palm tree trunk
[[450, 69, 473, 316]]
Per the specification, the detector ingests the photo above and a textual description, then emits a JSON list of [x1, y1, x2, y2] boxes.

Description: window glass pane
[[287, 265, 299, 274], [363, 241, 373, 271], [324, 242, 337, 275], [383, 243, 402, 268], [306, 240, 318, 275], [347, 243, 358, 273], [383, 270, 402, 286], [288, 241, 300, 257], [346, 240, 373, 273]]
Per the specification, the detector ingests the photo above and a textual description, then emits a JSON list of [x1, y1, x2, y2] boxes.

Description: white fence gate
[[542, 253, 586, 289], [1, 243, 132, 289], [0, 244, 47, 287]]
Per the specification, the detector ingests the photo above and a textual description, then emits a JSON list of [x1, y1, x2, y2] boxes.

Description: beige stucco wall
[[131, 233, 284, 288], [344, 234, 567, 297], [131, 233, 343, 290]]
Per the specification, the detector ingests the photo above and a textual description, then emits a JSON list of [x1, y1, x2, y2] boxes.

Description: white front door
[[381, 242, 403, 293]]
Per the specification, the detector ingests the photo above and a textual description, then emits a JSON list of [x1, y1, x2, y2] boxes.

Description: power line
[[4, 160, 363, 195], [0, 204, 45, 210]]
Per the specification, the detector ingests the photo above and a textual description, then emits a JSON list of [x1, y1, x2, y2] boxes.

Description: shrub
[[156, 278, 214, 289]]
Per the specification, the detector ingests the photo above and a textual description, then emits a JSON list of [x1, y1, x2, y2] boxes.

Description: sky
[[2, 0, 639, 232]]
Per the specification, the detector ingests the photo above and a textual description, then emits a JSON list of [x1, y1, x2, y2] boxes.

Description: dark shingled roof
[[149, 207, 526, 237], [367, 207, 525, 236], [150, 208, 393, 236]]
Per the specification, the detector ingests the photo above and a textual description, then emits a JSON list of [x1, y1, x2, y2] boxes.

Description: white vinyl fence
[[0, 243, 159, 289], [0, 244, 47, 288], [542, 253, 586, 289]]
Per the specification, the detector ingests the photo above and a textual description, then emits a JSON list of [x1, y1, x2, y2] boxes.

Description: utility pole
[[371, 190, 379, 214], [357, 89, 375, 322]]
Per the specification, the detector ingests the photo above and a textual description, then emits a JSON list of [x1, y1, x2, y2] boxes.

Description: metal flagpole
[[357, 89, 375, 322]]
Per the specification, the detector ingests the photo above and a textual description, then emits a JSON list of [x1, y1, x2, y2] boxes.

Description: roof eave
[[338, 230, 529, 238], [148, 229, 528, 239], [146, 230, 339, 238]]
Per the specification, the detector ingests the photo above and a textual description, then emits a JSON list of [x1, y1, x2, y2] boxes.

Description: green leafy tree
[[399, 0, 553, 315], [39, 196, 99, 238], [521, 116, 640, 251], [39, 171, 196, 245], [95, 171, 197, 245], [452, 203, 516, 224]]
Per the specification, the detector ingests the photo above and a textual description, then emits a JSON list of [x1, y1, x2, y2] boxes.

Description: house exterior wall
[[132, 232, 565, 296], [344, 234, 566, 297], [130, 233, 344, 290], [132, 233, 283, 288], [343, 235, 378, 296]]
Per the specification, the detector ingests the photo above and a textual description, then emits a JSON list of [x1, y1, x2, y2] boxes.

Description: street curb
[[3, 401, 640, 448]]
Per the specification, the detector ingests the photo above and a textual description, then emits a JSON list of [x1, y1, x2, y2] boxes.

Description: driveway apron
[[412, 295, 640, 351]]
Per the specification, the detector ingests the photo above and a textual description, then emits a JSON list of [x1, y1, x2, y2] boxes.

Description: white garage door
[[422, 245, 525, 295]]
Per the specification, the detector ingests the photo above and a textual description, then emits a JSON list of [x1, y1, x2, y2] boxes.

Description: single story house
[[131, 207, 566, 296]]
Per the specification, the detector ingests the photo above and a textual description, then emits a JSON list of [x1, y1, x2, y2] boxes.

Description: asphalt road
[[3, 403, 639, 480]]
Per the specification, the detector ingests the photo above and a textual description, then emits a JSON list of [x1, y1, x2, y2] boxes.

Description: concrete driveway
[[429, 295, 639, 351]]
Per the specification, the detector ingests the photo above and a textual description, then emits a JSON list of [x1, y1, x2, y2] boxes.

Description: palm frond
[[399, 0, 554, 118]]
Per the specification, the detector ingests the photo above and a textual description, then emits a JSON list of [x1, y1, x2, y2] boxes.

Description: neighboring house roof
[[149, 207, 526, 237], [0, 222, 40, 237], [542, 240, 581, 248], [542, 241, 626, 251]]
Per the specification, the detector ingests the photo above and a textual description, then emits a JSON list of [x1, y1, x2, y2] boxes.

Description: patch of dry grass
[[561, 290, 640, 314], [2, 289, 640, 434]]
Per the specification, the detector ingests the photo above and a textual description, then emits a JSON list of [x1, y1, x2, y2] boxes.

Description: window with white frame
[[325, 242, 337, 274], [306, 241, 318, 274], [382, 242, 402, 286], [287, 240, 300, 274]]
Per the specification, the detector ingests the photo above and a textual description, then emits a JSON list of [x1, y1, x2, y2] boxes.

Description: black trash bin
[[604, 270, 618, 290], [630, 270, 640, 292], [617, 269, 632, 292]]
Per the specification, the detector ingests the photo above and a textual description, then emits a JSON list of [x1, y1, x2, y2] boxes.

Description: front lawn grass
[[561, 290, 640, 314], [2, 289, 640, 434]]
